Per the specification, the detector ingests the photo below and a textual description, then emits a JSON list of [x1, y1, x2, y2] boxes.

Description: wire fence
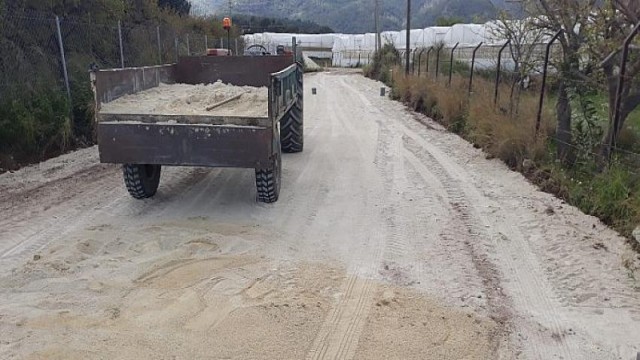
[[332, 38, 640, 167], [0, 12, 241, 102]]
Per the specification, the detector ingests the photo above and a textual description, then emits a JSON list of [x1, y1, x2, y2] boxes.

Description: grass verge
[[371, 66, 640, 245]]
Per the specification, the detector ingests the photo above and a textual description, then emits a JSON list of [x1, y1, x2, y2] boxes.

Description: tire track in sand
[[305, 73, 392, 360], [399, 125, 582, 359]]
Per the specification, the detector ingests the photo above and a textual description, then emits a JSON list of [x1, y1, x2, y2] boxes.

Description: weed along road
[[1, 70, 640, 359]]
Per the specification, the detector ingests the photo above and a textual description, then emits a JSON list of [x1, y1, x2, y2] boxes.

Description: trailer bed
[[99, 82, 268, 119], [91, 54, 302, 203]]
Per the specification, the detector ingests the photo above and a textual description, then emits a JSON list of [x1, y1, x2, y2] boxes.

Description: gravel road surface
[[1, 70, 639, 360]]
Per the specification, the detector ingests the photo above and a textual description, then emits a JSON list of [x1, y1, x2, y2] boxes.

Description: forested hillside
[[191, 0, 516, 33], [233, 15, 334, 34]]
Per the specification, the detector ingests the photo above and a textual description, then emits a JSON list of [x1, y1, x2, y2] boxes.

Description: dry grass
[[384, 70, 640, 242], [392, 72, 554, 169]]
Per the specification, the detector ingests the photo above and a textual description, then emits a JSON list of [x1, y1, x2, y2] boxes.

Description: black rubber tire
[[280, 64, 304, 153], [255, 145, 282, 203], [122, 164, 161, 199]]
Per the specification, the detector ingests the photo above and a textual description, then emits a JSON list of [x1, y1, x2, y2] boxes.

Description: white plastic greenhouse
[[242, 19, 551, 68], [443, 24, 487, 46]]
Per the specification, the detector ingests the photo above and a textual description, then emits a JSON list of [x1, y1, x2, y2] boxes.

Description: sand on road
[[1, 70, 639, 360]]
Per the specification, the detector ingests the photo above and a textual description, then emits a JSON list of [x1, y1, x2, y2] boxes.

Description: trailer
[[91, 47, 303, 203]]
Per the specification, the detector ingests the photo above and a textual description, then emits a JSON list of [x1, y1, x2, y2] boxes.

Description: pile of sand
[[100, 81, 268, 117]]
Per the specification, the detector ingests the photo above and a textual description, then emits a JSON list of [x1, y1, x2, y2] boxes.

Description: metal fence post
[[435, 46, 442, 79], [412, 49, 417, 74], [448, 42, 459, 86], [175, 36, 179, 62], [54, 16, 71, 101], [220, 38, 224, 48], [536, 30, 563, 137], [608, 22, 640, 160], [156, 26, 162, 64], [235, 39, 238, 55], [495, 40, 510, 106], [425, 47, 433, 75], [469, 42, 483, 94], [205, 34, 208, 50], [118, 20, 125, 68], [186, 34, 190, 56]]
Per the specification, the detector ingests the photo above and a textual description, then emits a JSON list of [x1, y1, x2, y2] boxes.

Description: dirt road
[[1, 70, 639, 360]]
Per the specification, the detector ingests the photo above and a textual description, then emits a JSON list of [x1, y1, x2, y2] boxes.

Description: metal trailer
[[91, 48, 304, 203]]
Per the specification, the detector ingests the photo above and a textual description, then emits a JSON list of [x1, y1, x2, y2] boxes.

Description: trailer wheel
[[280, 65, 304, 153], [255, 147, 281, 203], [122, 164, 161, 199]]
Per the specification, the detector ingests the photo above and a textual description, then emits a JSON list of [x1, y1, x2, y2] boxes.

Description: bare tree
[[492, 10, 546, 115]]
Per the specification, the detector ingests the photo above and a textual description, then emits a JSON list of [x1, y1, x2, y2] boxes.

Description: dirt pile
[[100, 81, 268, 117]]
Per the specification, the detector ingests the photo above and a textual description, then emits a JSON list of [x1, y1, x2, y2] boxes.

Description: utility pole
[[374, 0, 381, 54], [405, 0, 411, 75]]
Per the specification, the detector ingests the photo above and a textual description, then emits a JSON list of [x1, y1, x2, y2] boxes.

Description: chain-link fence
[[351, 38, 640, 170], [0, 11, 241, 167], [0, 12, 239, 101], [0, 14, 65, 96]]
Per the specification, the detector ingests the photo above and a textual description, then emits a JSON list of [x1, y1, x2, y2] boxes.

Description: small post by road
[[186, 34, 190, 56]]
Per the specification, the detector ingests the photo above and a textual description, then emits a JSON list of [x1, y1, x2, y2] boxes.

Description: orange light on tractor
[[223, 17, 232, 30]]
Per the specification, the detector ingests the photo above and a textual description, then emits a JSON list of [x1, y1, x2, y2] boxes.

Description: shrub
[[0, 89, 71, 165]]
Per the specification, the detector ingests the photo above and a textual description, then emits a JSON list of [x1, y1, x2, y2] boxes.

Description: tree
[[526, 0, 598, 164], [491, 10, 546, 115], [588, 0, 640, 160], [158, 0, 191, 16], [436, 16, 464, 27]]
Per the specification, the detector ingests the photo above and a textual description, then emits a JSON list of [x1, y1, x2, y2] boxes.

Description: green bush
[[0, 89, 71, 164], [568, 162, 640, 234], [364, 43, 400, 86]]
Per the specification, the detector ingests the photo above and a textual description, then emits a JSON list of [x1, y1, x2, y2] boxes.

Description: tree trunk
[[599, 71, 619, 161], [556, 82, 574, 165]]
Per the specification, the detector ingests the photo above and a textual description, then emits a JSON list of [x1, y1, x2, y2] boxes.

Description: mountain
[[232, 14, 335, 34], [189, 0, 517, 33]]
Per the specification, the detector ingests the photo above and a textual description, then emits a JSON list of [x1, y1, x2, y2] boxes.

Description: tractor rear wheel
[[122, 164, 161, 199], [255, 144, 282, 203]]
